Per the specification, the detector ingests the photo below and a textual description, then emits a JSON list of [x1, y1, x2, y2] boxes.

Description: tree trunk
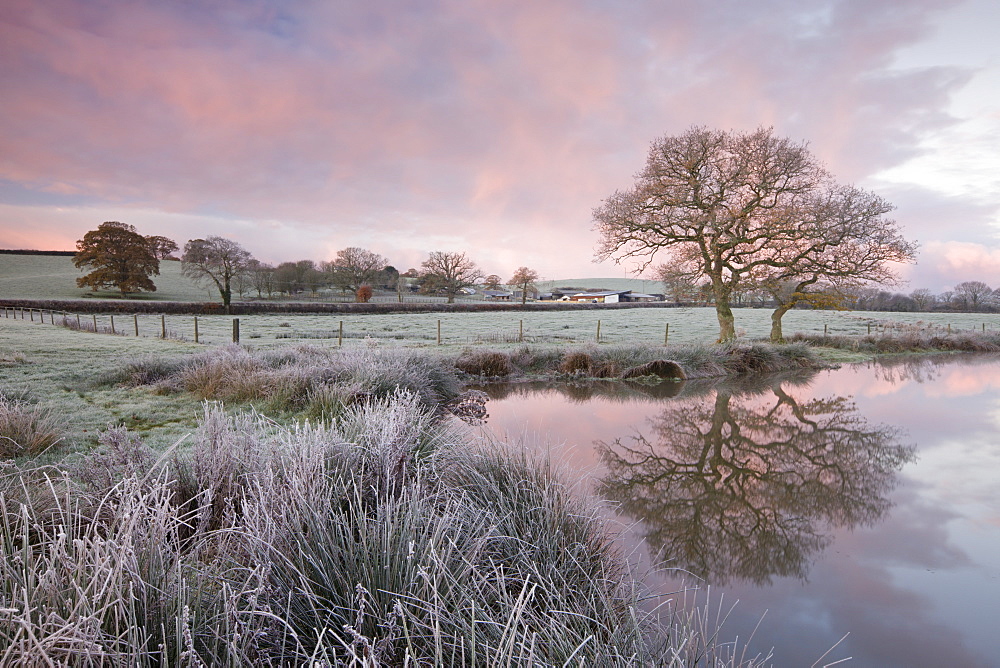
[[770, 303, 793, 342], [712, 278, 736, 342], [447, 294, 455, 303], [715, 303, 736, 342]]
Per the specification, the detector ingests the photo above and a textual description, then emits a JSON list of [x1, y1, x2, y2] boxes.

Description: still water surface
[[475, 355, 1000, 667]]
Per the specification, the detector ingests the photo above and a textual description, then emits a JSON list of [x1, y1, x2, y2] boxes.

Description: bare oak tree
[[420, 251, 483, 303], [593, 126, 916, 341], [953, 280, 993, 311], [324, 247, 387, 296], [181, 236, 253, 312], [508, 266, 539, 305]]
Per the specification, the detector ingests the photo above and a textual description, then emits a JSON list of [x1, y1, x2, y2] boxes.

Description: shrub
[[356, 284, 373, 303]]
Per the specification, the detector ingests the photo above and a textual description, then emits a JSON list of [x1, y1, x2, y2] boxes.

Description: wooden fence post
[[947, 323, 951, 334], [76, 314, 81, 330], [437, 319, 442, 346], [194, 316, 199, 343], [338, 320, 343, 347], [664, 323, 669, 345], [519, 320, 523, 343], [596, 319, 601, 343], [92, 314, 98, 332], [161, 314, 166, 339], [110, 315, 116, 334], [232, 318, 240, 343], [29, 309, 34, 322]]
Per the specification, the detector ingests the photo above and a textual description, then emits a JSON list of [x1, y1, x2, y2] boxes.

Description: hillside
[[0, 253, 215, 301], [537, 277, 663, 295], [0, 253, 665, 302]]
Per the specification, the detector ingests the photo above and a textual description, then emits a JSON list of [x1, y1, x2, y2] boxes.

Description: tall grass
[[0, 392, 65, 458], [1, 393, 769, 666], [104, 344, 463, 415]]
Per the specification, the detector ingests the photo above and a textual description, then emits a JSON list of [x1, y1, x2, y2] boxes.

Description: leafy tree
[[483, 274, 503, 291], [325, 247, 387, 294], [420, 251, 483, 303], [181, 236, 253, 312], [73, 221, 160, 296], [508, 266, 539, 305], [356, 285, 373, 303], [593, 126, 916, 341], [145, 235, 179, 259], [378, 265, 400, 290]]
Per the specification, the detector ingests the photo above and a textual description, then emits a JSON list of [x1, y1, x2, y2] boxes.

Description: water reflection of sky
[[475, 355, 1000, 667]]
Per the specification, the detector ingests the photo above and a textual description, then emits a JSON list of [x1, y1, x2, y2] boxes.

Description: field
[[0, 253, 658, 304], [9, 302, 1000, 349]]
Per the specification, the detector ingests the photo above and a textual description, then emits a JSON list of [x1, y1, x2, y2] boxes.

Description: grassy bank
[[1, 391, 775, 665]]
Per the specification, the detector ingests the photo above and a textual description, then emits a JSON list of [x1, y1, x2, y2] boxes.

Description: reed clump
[[454, 349, 515, 377], [0, 392, 763, 665]]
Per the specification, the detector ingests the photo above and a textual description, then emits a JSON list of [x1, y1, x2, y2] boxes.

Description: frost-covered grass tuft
[[0, 392, 65, 458]]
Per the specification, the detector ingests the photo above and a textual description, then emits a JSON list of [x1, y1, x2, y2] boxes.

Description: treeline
[[658, 269, 1000, 314], [0, 249, 76, 256]]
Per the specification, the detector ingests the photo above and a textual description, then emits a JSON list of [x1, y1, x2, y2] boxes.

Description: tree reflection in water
[[597, 377, 915, 585]]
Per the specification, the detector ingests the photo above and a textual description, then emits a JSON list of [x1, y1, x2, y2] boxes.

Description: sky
[[1, 0, 999, 291]]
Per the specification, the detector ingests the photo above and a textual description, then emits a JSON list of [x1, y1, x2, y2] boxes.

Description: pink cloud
[[0, 0, 992, 280]]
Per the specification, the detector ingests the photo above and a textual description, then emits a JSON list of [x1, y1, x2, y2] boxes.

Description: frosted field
[[15, 306, 1000, 349]]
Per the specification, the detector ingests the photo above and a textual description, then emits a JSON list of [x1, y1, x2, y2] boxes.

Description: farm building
[[567, 290, 661, 303]]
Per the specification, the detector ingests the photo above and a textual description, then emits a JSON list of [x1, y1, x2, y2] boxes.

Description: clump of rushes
[[455, 349, 515, 377], [0, 392, 65, 458], [0, 393, 767, 666]]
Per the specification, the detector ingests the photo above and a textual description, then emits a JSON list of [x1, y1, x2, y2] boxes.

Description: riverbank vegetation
[[1, 392, 774, 665]]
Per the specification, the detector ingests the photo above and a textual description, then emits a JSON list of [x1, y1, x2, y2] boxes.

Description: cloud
[[0, 0, 993, 280]]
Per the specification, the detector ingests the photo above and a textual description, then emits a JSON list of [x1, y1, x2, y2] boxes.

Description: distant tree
[[953, 281, 993, 312], [483, 274, 503, 291], [909, 288, 937, 312], [356, 285, 373, 303], [593, 126, 916, 341], [246, 259, 276, 298], [325, 247, 387, 294], [420, 251, 484, 303], [655, 256, 700, 305], [275, 260, 321, 295], [181, 236, 253, 312], [145, 235, 179, 259], [402, 268, 420, 278], [73, 221, 160, 296], [378, 265, 400, 290], [508, 267, 540, 305]]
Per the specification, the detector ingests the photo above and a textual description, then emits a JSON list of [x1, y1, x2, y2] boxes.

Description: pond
[[474, 355, 1000, 667]]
